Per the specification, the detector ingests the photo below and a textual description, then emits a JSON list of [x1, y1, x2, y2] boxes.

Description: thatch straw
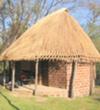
[[0, 8, 100, 62]]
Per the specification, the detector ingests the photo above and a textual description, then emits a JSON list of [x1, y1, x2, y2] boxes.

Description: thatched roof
[[1, 8, 100, 62]]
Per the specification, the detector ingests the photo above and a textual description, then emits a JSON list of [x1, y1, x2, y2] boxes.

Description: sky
[[2, 0, 100, 30], [61, 0, 100, 26], [56, 0, 99, 26], [72, 7, 90, 26]]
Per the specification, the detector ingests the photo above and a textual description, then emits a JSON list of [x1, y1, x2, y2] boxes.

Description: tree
[[81, 1, 100, 85], [78, 1, 100, 38], [0, 0, 77, 52]]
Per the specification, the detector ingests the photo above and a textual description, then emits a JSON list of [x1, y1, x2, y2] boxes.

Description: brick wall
[[40, 61, 95, 97], [73, 63, 91, 97], [65, 63, 91, 97], [48, 61, 67, 88]]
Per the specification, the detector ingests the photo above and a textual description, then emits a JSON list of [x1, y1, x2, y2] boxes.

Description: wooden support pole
[[68, 61, 77, 98], [65, 62, 67, 89], [89, 63, 95, 95], [3, 61, 6, 87], [34, 59, 39, 95], [11, 62, 15, 91]]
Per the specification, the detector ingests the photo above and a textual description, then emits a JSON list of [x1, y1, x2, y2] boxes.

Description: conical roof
[[1, 8, 100, 62]]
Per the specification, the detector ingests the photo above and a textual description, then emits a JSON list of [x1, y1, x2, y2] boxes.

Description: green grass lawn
[[0, 86, 100, 110]]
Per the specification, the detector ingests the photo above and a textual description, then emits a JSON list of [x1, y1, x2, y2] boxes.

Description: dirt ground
[[10, 84, 100, 99], [11, 84, 67, 98]]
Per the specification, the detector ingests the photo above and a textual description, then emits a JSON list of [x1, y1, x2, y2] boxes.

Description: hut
[[0, 8, 100, 98]]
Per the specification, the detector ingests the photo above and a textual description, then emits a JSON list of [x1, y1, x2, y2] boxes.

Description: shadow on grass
[[92, 94, 100, 102], [93, 97, 100, 102], [0, 91, 20, 110]]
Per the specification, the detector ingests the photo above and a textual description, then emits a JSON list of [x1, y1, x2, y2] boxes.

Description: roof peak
[[33, 8, 69, 29], [54, 8, 68, 12], [50, 8, 68, 16]]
